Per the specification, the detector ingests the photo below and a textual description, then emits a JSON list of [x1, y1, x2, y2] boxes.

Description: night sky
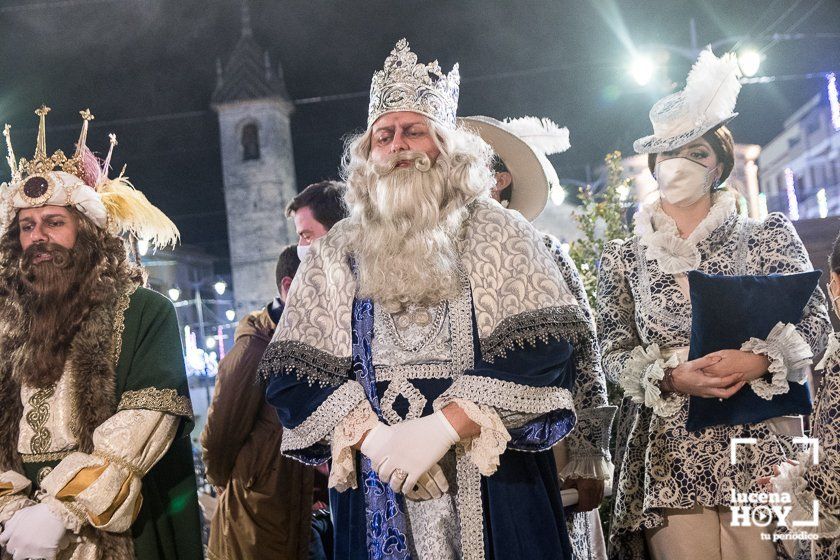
[[1, 0, 838, 268]]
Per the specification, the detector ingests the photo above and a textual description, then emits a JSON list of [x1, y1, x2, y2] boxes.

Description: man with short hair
[[202, 244, 318, 560], [260, 40, 602, 560], [0, 107, 201, 560], [285, 180, 347, 260]]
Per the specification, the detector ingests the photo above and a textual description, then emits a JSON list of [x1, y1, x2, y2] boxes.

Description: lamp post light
[[737, 48, 762, 77], [629, 54, 656, 86]]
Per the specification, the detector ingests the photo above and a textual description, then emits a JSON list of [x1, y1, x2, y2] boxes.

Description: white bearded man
[[0, 108, 202, 560], [260, 40, 601, 560]]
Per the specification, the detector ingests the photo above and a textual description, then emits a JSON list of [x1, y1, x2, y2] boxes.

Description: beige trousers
[[644, 504, 777, 560]]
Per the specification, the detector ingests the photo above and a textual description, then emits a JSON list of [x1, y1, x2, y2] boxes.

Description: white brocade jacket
[[595, 192, 831, 547]]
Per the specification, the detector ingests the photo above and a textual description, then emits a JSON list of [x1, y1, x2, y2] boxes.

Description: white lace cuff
[[328, 400, 378, 492], [742, 322, 813, 400], [558, 453, 614, 481], [281, 381, 368, 454], [770, 459, 840, 539], [40, 494, 86, 533], [561, 407, 616, 481], [0, 470, 34, 525], [620, 344, 683, 417], [443, 398, 511, 477]]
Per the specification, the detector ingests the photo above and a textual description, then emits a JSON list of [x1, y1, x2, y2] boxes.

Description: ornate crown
[[0, 105, 179, 249], [4, 106, 93, 184], [368, 39, 460, 129]]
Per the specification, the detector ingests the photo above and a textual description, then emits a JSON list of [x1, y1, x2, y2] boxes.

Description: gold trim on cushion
[[117, 388, 193, 420]]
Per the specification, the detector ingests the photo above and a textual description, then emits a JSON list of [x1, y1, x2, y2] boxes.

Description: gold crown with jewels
[[3, 105, 93, 185], [367, 38, 460, 129]]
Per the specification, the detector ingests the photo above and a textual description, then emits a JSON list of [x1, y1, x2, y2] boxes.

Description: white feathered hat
[[634, 47, 742, 154], [459, 115, 569, 221]]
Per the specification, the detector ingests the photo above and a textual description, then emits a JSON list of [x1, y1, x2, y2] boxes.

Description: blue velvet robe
[[266, 297, 578, 560]]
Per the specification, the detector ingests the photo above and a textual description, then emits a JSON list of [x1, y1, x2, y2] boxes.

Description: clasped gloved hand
[[0, 502, 71, 560], [361, 411, 460, 497]]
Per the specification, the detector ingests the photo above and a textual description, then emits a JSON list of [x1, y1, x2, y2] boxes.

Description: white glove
[[404, 463, 449, 501], [0, 502, 71, 560], [361, 411, 460, 495]]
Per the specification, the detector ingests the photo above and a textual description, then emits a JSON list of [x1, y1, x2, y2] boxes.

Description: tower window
[[242, 123, 260, 161]]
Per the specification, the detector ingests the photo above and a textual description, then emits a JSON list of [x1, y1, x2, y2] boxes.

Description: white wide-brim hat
[[633, 48, 742, 155], [460, 115, 562, 222]]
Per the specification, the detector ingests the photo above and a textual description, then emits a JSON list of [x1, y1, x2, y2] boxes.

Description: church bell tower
[[212, 1, 297, 317]]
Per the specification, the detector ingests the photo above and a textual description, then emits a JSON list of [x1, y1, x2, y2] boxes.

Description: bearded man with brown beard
[[0, 108, 201, 560], [259, 40, 600, 560]]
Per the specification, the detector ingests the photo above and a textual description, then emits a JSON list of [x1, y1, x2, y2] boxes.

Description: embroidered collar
[[633, 190, 737, 274]]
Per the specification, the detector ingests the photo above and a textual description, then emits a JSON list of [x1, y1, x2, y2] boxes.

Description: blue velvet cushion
[[685, 269, 820, 431]]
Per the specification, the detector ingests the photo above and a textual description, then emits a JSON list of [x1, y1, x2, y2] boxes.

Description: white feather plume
[[684, 47, 742, 123], [502, 116, 570, 155]]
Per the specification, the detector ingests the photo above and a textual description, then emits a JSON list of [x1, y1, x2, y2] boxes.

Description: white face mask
[[654, 157, 718, 208], [296, 244, 310, 261]]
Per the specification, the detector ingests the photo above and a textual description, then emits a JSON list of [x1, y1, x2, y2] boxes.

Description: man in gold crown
[[260, 39, 604, 560], [0, 108, 202, 560]]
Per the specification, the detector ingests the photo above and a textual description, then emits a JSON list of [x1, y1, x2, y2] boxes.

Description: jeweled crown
[[368, 39, 460, 129], [3, 106, 93, 184]]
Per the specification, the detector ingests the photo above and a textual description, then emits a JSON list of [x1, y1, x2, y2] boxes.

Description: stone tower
[[212, 2, 297, 317]]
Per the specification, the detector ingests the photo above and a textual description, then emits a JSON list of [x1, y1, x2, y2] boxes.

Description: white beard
[[348, 152, 467, 313]]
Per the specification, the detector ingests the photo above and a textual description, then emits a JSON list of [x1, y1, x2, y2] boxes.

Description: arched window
[[241, 123, 260, 161]]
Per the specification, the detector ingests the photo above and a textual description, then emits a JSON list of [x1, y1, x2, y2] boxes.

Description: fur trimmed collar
[[633, 190, 737, 274], [0, 278, 137, 472]]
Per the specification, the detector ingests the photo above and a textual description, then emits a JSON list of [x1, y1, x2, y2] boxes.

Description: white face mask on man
[[654, 157, 719, 208], [296, 244, 310, 262]]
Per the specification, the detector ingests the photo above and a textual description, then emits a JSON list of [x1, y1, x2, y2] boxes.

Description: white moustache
[[372, 151, 433, 176]]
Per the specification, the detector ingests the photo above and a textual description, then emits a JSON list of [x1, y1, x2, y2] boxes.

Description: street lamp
[[168, 287, 181, 301], [225, 309, 236, 322], [737, 49, 762, 78], [629, 55, 656, 86], [213, 280, 227, 296]]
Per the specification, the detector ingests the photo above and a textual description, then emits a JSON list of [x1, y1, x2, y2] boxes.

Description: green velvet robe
[[19, 287, 203, 559]]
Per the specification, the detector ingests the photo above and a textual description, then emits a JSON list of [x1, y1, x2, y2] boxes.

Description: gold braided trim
[[93, 451, 144, 479], [117, 388, 193, 420], [20, 450, 72, 463], [111, 284, 137, 366]]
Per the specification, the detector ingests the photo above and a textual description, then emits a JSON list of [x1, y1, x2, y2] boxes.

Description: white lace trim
[[816, 332, 840, 371], [447, 398, 511, 477], [40, 494, 86, 533], [328, 401, 378, 492], [558, 454, 614, 481], [620, 343, 684, 417], [0, 492, 34, 526], [634, 190, 736, 274], [280, 381, 368, 453], [742, 322, 813, 401], [770, 458, 840, 539]]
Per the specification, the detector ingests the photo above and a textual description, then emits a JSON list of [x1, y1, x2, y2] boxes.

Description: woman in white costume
[[595, 48, 830, 560]]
